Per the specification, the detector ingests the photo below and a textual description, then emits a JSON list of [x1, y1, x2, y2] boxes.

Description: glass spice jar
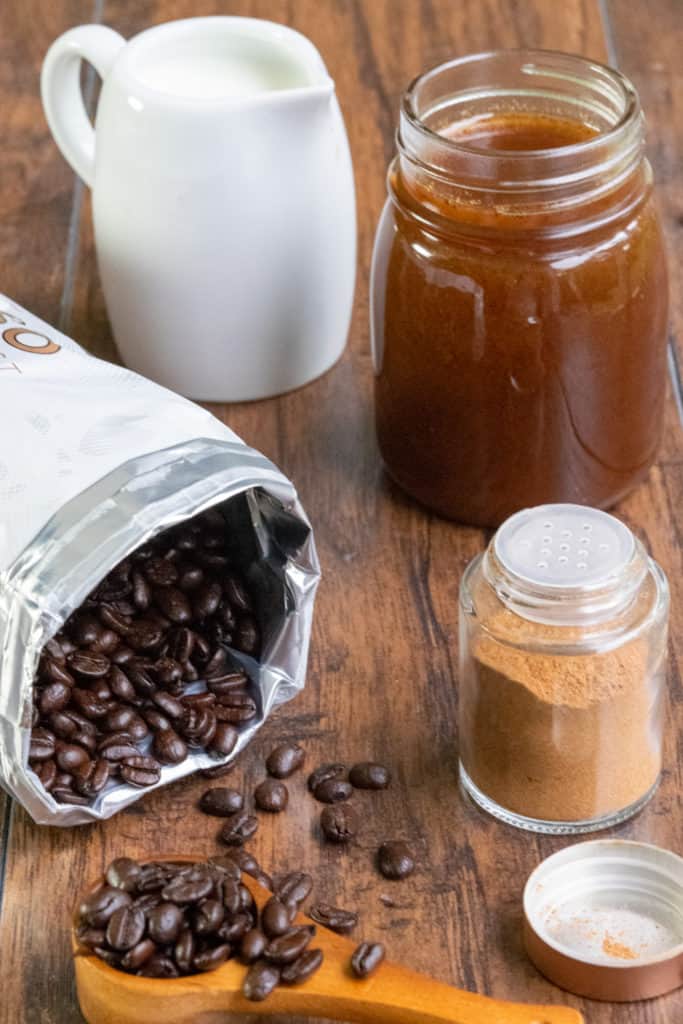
[[371, 50, 669, 528], [458, 504, 669, 834]]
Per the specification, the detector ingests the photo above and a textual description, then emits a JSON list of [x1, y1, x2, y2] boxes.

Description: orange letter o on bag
[[3, 327, 60, 355]]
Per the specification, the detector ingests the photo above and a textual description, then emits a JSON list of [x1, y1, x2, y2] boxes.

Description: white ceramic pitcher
[[42, 17, 356, 401]]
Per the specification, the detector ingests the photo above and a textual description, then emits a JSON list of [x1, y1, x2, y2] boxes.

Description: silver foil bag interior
[[0, 295, 320, 825]]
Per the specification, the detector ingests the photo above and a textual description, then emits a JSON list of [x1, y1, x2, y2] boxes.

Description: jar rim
[[402, 48, 640, 161]]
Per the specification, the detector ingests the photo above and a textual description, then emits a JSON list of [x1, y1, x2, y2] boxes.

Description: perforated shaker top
[[494, 504, 635, 589]]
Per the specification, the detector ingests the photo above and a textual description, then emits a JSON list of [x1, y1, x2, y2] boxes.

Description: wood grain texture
[[0, 2, 681, 1023]]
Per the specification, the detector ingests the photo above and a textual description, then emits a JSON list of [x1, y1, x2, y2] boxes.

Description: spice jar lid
[[523, 840, 683, 1001]]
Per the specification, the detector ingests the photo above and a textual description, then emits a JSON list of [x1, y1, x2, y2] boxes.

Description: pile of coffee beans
[[28, 506, 261, 806], [77, 854, 385, 995]]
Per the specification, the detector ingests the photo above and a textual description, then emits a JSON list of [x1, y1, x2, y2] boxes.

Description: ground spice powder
[[460, 611, 661, 823]]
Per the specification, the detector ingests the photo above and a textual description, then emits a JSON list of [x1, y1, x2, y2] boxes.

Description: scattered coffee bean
[[241, 927, 267, 964], [320, 803, 359, 843], [377, 841, 415, 880], [261, 898, 292, 938], [351, 941, 385, 979], [264, 926, 315, 965], [199, 787, 244, 817], [275, 872, 313, 909], [243, 960, 280, 1001], [281, 948, 324, 985], [266, 743, 305, 779], [307, 763, 345, 793], [254, 779, 289, 813], [309, 903, 358, 934], [219, 811, 259, 847], [349, 762, 391, 790], [313, 777, 353, 804]]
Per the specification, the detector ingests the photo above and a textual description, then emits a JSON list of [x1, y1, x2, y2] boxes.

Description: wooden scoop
[[73, 859, 583, 1024]]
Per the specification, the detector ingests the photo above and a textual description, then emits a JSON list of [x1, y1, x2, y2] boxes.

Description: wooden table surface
[[1, 1, 682, 1022]]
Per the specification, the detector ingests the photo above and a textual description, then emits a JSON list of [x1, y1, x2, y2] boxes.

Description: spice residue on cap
[[602, 933, 638, 960]]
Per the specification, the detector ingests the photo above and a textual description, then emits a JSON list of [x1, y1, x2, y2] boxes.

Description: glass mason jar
[[458, 504, 669, 834], [371, 51, 669, 528]]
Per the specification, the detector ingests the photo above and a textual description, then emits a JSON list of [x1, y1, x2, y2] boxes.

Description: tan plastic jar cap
[[524, 840, 683, 1001]]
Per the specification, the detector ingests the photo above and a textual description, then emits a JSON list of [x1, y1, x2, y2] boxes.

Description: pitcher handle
[[41, 25, 125, 188]]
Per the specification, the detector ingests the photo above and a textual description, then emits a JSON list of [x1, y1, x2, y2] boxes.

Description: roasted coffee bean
[[53, 787, 91, 805], [214, 692, 257, 725], [204, 647, 228, 678], [74, 758, 110, 797], [167, 626, 194, 662], [179, 706, 217, 746], [126, 620, 164, 651], [29, 727, 56, 762], [265, 926, 315, 965], [121, 938, 157, 971], [218, 912, 252, 943], [126, 663, 157, 699], [80, 886, 132, 928], [178, 564, 203, 590], [138, 955, 179, 978], [119, 755, 161, 787], [254, 779, 288, 813], [212, 851, 251, 879], [147, 902, 184, 943], [221, 877, 242, 915], [192, 899, 225, 934], [240, 927, 267, 964], [199, 787, 244, 817], [44, 638, 66, 663], [144, 557, 178, 587], [162, 867, 214, 905], [313, 777, 353, 805], [307, 763, 345, 793], [193, 944, 231, 973], [108, 666, 138, 703], [193, 582, 222, 619], [207, 671, 248, 697], [89, 678, 113, 703], [76, 925, 106, 950], [151, 657, 183, 687], [137, 863, 171, 893], [234, 615, 259, 655], [152, 690, 184, 719], [275, 872, 313, 908], [54, 771, 74, 788], [70, 615, 104, 646], [98, 734, 140, 762], [153, 729, 188, 765], [351, 941, 385, 979], [243, 961, 280, 1002], [210, 722, 239, 757], [106, 857, 142, 892], [377, 841, 415, 881], [33, 758, 57, 792], [349, 762, 391, 790], [320, 803, 359, 843], [309, 903, 358, 934], [131, 571, 151, 611], [153, 586, 191, 624], [261, 898, 292, 938], [110, 646, 135, 665], [89, 629, 120, 655], [173, 928, 196, 972], [42, 658, 75, 687], [72, 729, 98, 755], [71, 688, 109, 719], [266, 743, 305, 779], [281, 948, 324, 985], [99, 604, 131, 634], [55, 742, 90, 772], [106, 906, 146, 951], [141, 707, 172, 732], [39, 682, 71, 715], [94, 945, 123, 968], [68, 651, 111, 678], [219, 811, 258, 847], [125, 713, 150, 742], [182, 690, 217, 709], [224, 574, 252, 613], [104, 705, 137, 733]]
